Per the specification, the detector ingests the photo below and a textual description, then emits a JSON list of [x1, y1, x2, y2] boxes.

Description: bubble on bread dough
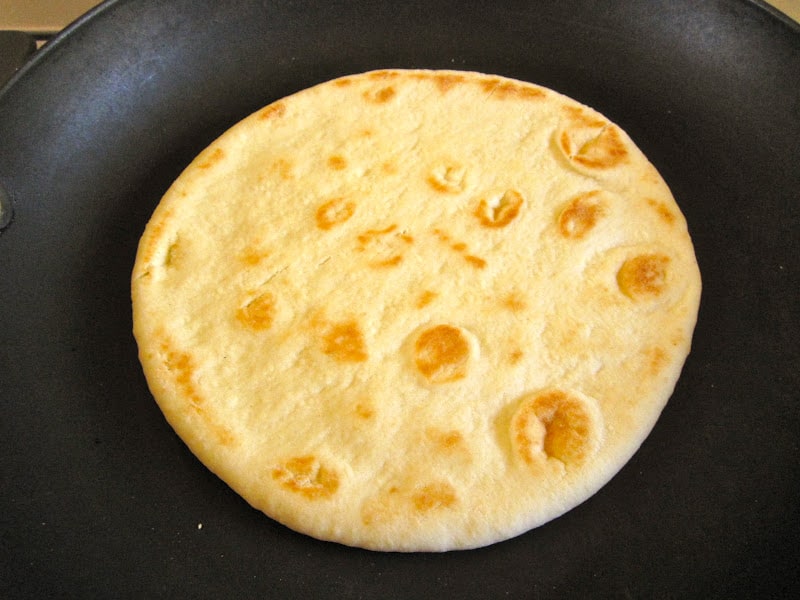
[[617, 253, 670, 300], [474, 189, 525, 228], [316, 197, 356, 230], [413, 324, 475, 383], [427, 162, 469, 193], [510, 389, 602, 469], [163, 237, 185, 267], [555, 121, 629, 171], [557, 190, 608, 239], [271, 456, 340, 500]]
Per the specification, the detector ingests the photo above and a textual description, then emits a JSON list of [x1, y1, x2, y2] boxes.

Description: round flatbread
[[131, 69, 701, 551]]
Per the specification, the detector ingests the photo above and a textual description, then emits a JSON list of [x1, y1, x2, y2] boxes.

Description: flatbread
[[131, 69, 701, 551]]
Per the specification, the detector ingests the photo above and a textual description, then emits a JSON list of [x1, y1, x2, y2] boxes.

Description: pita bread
[[131, 69, 701, 551]]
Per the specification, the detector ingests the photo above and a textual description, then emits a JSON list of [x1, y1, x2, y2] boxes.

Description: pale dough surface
[[132, 69, 701, 551]]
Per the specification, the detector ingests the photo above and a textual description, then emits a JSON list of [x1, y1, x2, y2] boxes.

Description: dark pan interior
[[1, 0, 798, 597]]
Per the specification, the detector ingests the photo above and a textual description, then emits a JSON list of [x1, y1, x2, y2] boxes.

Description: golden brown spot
[[373, 255, 403, 268], [363, 85, 396, 103], [427, 163, 468, 193], [322, 321, 368, 363], [558, 191, 607, 239], [480, 77, 546, 100], [197, 147, 224, 170], [509, 349, 525, 365], [367, 70, 399, 80], [416, 290, 438, 309], [646, 346, 668, 375], [562, 105, 606, 128], [475, 189, 524, 228], [503, 292, 527, 312], [617, 253, 670, 299], [427, 428, 465, 451], [464, 255, 487, 269], [239, 250, 266, 266], [238, 244, 269, 266], [432, 228, 450, 242], [381, 160, 398, 174], [414, 324, 471, 383], [160, 339, 235, 446], [271, 456, 339, 500], [355, 402, 375, 420], [411, 482, 457, 512], [432, 229, 485, 269], [334, 77, 353, 87], [646, 198, 677, 225], [434, 73, 466, 93], [480, 78, 500, 94], [357, 224, 397, 244], [361, 486, 400, 526], [571, 125, 629, 169], [495, 81, 545, 100], [511, 390, 595, 466], [162, 344, 198, 403], [316, 197, 355, 230], [327, 154, 348, 170], [359, 128, 374, 138], [266, 157, 294, 180], [257, 101, 286, 120], [236, 292, 276, 331], [356, 224, 412, 268]]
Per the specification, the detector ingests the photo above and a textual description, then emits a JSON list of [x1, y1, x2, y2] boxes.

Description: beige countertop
[[769, 0, 800, 21], [0, 0, 798, 35], [0, 0, 101, 35]]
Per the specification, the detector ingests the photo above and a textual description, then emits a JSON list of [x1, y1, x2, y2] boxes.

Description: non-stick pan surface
[[1, 0, 798, 597]]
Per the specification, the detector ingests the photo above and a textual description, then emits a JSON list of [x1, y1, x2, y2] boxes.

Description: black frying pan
[[1, 1, 798, 597]]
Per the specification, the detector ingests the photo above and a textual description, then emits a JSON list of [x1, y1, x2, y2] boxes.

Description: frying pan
[[1, 0, 798, 597]]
